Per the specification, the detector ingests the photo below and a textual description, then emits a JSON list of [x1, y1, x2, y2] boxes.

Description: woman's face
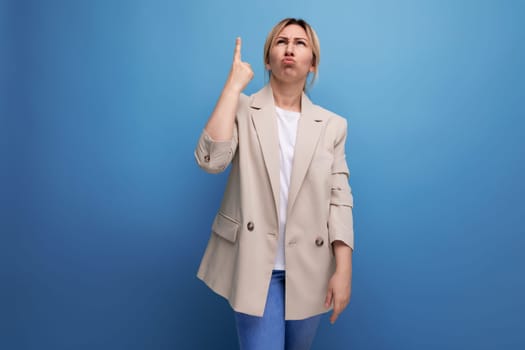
[[266, 24, 315, 85]]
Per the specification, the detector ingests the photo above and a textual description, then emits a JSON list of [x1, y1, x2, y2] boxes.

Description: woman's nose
[[285, 43, 294, 55]]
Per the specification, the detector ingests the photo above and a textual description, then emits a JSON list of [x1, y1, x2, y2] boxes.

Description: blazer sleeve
[[194, 122, 238, 174], [328, 118, 355, 250]]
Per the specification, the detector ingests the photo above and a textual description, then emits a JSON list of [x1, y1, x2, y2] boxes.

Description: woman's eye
[[297, 41, 306, 46]]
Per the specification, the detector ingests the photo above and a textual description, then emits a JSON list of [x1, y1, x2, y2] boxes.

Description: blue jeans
[[234, 270, 321, 350]]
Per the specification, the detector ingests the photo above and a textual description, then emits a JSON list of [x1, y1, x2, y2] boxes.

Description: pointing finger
[[234, 37, 241, 62]]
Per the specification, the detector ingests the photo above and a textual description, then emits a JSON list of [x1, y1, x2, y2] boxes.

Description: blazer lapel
[[287, 93, 326, 215], [249, 86, 326, 222], [250, 85, 280, 219]]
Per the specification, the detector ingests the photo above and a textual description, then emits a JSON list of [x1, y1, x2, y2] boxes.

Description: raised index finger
[[234, 37, 241, 62]]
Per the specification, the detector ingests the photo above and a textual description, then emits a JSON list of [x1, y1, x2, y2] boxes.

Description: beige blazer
[[194, 84, 354, 320]]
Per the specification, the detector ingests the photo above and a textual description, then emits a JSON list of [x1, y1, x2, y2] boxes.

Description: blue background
[[3, 0, 524, 349]]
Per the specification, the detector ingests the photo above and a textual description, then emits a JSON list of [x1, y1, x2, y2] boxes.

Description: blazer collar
[[250, 84, 327, 220]]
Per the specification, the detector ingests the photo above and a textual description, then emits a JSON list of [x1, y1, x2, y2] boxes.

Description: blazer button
[[315, 237, 324, 247], [204, 155, 210, 162], [247, 221, 254, 231]]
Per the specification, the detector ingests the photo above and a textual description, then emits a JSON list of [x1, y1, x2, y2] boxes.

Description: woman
[[194, 18, 355, 350]]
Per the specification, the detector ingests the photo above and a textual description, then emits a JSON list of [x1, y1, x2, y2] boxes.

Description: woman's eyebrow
[[276, 36, 309, 41]]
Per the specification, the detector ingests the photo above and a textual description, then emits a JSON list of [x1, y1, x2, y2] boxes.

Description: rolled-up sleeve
[[194, 123, 238, 174], [328, 118, 355, 250]]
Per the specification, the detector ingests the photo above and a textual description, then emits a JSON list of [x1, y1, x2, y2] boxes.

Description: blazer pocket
[[211, 212, 240, 243]]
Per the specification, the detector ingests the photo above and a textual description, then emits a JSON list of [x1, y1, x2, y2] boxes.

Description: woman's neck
[[270, 77, 304, 112]]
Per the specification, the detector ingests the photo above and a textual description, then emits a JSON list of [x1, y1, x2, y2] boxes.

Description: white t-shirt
[[274, 106, 301, 270]]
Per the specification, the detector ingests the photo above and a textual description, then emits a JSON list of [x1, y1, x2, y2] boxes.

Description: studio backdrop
[[3, 0, 524, 349]]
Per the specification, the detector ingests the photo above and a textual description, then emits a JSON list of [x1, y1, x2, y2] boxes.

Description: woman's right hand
[[203, 37, 250, 142], [226, 37, 254, 93]]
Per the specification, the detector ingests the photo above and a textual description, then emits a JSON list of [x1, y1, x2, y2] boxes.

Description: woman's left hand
[[325, 269, 352, 324], [325, 241, 352, 324]]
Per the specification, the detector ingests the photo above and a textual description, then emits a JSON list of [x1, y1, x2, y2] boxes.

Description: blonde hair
[[263, 18, 321, 90]]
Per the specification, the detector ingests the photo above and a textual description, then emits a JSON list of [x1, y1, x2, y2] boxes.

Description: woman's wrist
[[333, 240, 352, 274], [223, 81, 243, 96]]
